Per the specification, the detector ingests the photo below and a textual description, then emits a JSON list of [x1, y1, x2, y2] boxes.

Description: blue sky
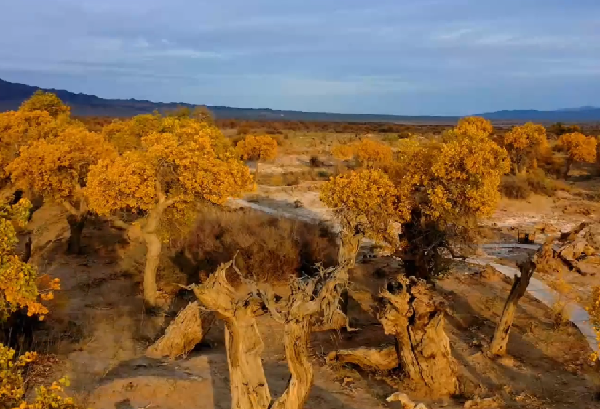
[[0, 0, 598, 115]]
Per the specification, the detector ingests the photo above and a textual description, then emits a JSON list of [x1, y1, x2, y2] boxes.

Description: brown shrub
[[501, 169, 570, 199], [500, 176, 532, 199], [178, 205, 338, 284]]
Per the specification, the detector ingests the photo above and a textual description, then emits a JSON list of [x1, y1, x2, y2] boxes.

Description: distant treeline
[[77, 115, 600, 137]]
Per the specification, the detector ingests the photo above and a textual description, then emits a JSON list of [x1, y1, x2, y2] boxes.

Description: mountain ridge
[[1, 77, 599, 123]]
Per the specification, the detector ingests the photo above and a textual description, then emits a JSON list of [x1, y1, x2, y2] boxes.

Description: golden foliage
[[101, 114, 161, 153], [0, 111, 66, 181], [449, 116, 494, 140], [322, 125, 510, 254], [236, 135, 278, 162], [0, 200, 59, 320], [7, 127, 117, 211], [502, 122, 547, 173], [428, 134, 510, 219], [87, 116, 253, 218], [556, 132, 597, 164], [320, 169, 406, 243], [331, 144, 355, 161], [330, 138, 392, 169], [18, 91, 70, 119], [0, 344, 81, 409], [352, 138, 393, 169]]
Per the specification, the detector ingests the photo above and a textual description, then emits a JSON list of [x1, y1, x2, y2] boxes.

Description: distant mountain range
[[1, 78, 599, 123]]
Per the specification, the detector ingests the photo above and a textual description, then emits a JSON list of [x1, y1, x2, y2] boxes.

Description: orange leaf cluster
[[557, 132, 597, 164], [236, 135, 278, 162], [502, 122, 547, 173]]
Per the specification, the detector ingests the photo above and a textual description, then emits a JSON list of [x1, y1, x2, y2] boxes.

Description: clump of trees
[[323, 117, 510, 277], [235, 135, 278, 179]]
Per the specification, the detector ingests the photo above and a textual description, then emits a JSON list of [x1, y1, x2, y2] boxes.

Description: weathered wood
[[326, 346, 399, 371], [146, 301, 215, 360], [379, 276, 458, 396], [489, 243, 551, 356], [193, 261, 348, 409]]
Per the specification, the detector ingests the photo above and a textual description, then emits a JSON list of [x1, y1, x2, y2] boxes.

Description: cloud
[[0, 0, 599, 115]]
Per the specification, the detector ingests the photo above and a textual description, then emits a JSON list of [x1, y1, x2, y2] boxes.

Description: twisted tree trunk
[[380, 277, 458, 396], [192, 262, 347, 409]]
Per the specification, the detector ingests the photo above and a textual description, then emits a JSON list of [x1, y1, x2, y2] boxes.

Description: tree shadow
[[446, 289, 599, 405]]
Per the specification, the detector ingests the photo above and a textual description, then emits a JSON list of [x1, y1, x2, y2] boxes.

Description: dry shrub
[[500, 176, 532, 199], [501, 170, 570, 199], [180, 206, 338, 284], [258, 170, 330, 186]]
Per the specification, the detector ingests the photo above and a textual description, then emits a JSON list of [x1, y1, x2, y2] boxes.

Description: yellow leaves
[[0, 200, 55, 321], [19, 90, 70, 119], [352, 138, 393, 169], [430, 134, 509, 218], [0, 110, 64, 181], [331, 144, 354, 161], [502, 122, 547, 173], [454, 116, 494, 138], [87, 116, 253, 233], [0, 344, 81, 409], [330, 138, 392, 169], [85, 151, 157, 216], [7, 126, 117, 205], [557, 132, 597, 163], [320, 169, 406, 243], [236, 135, 278, 162]]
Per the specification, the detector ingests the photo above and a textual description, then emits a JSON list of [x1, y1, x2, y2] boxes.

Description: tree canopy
[[86, 115, 253, 306], [556, 132, 597, 178], [502, 122, 547, 174]]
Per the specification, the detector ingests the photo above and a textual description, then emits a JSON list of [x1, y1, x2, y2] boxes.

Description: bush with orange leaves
[[1, 199, 59, 321], [0, 344, 83, 409], [235, 135, 278, 178], [18, 91, 71, 119], [556, 132, 597, 178], [444, 116, 494, 140], [101, 114, 162, 154], [321, 169, 406, 265], [7, 126, 117, 254], [322, 118, 510, 275], [330, 138, 392, 169], [501, 122, 548, 174], [0, 107, 68, 185], [86, 115, 253, 307]]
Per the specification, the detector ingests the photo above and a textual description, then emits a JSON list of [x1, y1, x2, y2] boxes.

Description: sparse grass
[[257, 169, 331, 186], [501, 169, 571, 199], [179, 205, 338, 284]]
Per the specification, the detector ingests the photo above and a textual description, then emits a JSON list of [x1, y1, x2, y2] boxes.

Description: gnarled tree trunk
[[327, 275, 458, 397], [193, 262, 348, 409], [380, 276, 458, 396]]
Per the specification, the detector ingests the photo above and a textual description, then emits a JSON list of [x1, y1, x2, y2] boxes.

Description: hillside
[[1, 77, 599, 122]]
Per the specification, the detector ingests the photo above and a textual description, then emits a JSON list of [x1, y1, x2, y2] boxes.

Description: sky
[[0, 0, 599, 116]]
